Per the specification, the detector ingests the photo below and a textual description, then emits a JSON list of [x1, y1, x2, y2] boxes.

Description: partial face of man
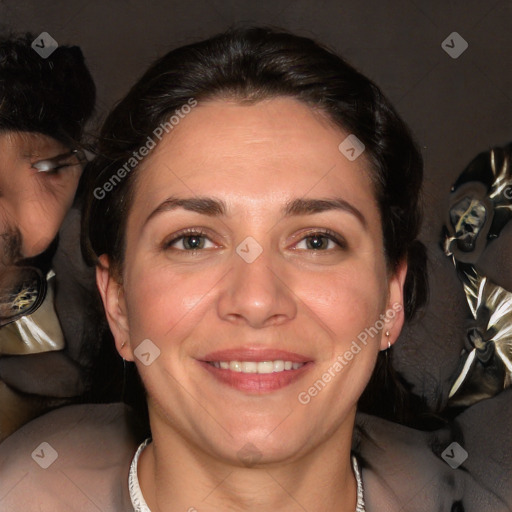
[[0, 132, 83, 264]]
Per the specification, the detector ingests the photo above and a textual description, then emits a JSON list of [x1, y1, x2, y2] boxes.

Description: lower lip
[[198, 361, 313, 393]]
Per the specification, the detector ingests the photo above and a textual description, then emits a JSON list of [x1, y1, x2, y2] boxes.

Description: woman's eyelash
[[162, 228, 347, 251], [162, 228, 210, 250], [296, 229, 348, 250]]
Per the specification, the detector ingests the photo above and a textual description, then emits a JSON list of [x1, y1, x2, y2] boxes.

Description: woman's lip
[[198, 360, 313, 393], [200, 348, 312, 363]]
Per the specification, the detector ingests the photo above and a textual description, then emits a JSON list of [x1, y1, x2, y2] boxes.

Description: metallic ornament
[[443, 142, 512, 408], [0, 270, 65, 356], [448, 262, 512, 406]]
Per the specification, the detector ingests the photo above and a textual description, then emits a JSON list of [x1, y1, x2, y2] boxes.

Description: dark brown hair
[[0, 32, 95, 147]]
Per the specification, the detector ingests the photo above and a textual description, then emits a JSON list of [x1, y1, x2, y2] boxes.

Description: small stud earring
[[121, 341, 126, 348], [385, 330, 391, 350]]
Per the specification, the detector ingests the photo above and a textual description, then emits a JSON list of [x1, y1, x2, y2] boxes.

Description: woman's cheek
[[303, 268, 383, 329], [124, 263, 210, 340]]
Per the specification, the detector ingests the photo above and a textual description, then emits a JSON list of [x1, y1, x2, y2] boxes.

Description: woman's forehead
[[135, 97, 374, 200], [157, 97, 341, 148], [122, 97, 383, 250]]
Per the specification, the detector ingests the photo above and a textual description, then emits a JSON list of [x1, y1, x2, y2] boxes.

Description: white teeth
[[273, 360, 285, 372], [210, 360, 305, 373], [230, 361, 242, 372], [257, 361, 274, 374], [242, 362, 258, 373]]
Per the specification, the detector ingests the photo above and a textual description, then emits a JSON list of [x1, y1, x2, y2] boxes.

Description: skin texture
[[97, 97, 407, 512], [0, 132, 83, 261]]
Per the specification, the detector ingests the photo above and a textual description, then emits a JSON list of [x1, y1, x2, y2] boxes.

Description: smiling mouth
[[207, 360, 305, 373]]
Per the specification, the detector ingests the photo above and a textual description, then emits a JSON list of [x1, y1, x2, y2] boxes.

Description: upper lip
[[201, 347, 312, 363]]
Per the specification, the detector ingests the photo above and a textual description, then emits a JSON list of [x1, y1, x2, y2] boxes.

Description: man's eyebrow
[[144, 196, 367, 228], [17, 133, 65, 157]]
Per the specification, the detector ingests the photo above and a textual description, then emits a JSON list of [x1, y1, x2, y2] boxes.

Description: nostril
[[451, 501, 465, 512]]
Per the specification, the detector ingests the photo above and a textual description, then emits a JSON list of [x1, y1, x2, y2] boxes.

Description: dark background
[[1, 0, 511, 409]]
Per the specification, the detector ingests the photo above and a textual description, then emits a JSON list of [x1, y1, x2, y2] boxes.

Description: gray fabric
[[0, 399, 510, 511], [0, 403, 139, 512]]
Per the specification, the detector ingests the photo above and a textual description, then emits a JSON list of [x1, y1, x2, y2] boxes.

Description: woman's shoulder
[[0, 402, 143, 512], [354, 413, 452, 511], [354, 388, 512, 511]]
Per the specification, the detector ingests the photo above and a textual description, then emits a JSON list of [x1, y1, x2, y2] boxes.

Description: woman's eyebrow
[[283, 197, 367, 228], [144, 197, 226, 227], [144, 195, 367, 228]]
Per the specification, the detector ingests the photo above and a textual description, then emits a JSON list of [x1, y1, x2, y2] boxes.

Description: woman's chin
[[208, 432, 310, 468]]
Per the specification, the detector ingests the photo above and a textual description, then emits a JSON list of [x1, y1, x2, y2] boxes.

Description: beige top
[[129, 438, 366, 512]]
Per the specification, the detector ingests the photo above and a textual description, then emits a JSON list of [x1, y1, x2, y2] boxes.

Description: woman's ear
[[381, 258, 408, 351], [96, 254, 134, 361]]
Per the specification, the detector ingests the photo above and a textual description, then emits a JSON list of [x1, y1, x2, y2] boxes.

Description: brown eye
[[162, 229, 215, 251], [295, 229, 347, 251]]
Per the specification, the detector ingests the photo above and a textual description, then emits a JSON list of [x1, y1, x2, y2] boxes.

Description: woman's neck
[[138, 410, 358, 512]]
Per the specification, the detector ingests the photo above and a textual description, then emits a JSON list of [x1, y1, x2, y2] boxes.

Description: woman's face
[[98, 97, 406, 464]]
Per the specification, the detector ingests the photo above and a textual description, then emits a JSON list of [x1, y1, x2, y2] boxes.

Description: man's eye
[[32, 150, 85, 174], [32, 161, 72, 173]]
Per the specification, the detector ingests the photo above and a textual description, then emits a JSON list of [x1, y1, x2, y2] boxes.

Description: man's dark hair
[[0, 32, 96, 147]]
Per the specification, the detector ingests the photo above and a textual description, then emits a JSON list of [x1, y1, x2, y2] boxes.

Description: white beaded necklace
[[129, 438, 366, 512]]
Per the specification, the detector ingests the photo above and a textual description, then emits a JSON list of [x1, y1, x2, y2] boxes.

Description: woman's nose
[[216, 236, 298, 329]]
